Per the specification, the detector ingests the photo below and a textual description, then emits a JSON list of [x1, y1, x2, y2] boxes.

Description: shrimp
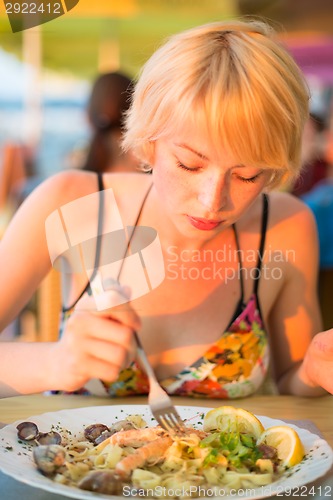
[[96, 427, 166, 452], [181, 428, 208, 440], [115, 436, 173, 477]]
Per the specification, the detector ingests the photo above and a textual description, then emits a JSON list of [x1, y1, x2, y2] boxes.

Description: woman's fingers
[[56, 307, 138, 391], [55, 352, 125, 392], [69, 311, 137, 349], [81, 338, 134, 371], [56, 278, 142, 392], [312, 328, 333, 355], [75, 287, 141, 331], [302, 329, 333, 394], [68, 313, 137, 364]]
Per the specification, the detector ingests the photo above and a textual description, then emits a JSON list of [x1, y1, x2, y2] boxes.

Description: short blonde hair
[[123, 20, 310, 188]]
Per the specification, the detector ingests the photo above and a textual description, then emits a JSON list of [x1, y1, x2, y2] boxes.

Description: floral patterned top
[[100, 293, 269, 399], [57, 175, 273, 399]]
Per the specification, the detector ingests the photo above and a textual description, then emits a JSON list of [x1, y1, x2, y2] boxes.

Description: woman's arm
[[267, 195, 327, 396], [0, 173, 63, 330], [0, 292, 139, 397], [0, 170, 138, 397], [0, 169, 98, 329]]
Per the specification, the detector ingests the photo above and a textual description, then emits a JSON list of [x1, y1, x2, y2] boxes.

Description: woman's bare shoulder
[[102, 172, 152, 196], [39, 170, 100, 202], [22, 171, 151, 223], [268, 190, 317, 243], [269, 190, 315, 221], [7, 170, 98, 225], [102, 172, 153, 216]]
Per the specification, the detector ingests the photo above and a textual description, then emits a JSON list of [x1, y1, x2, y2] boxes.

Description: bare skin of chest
[[128, 256, 281, 380], [62, 225, 284, 380]]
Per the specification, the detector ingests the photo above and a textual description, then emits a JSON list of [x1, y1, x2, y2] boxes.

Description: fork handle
[[133, 331, 158, 383]]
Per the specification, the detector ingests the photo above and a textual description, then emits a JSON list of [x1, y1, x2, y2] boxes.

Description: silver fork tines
[[134, 332, 185, 436]]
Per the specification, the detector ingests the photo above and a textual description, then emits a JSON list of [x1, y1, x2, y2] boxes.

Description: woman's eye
[[236, 173, 262, 183], [176, 161, 201, 172]]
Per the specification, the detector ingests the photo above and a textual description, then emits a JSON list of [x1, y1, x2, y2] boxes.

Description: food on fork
[[16, 406, 306, 497]]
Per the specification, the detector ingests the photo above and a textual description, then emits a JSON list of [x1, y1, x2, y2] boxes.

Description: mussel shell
[[33, 444, 66, 476], [84, 424, 110, 444], [78, 470, 125, 494], [37, 431, 62, 445], [92, 420, 137, 444], [16, 421, 39, 441], [109, 420, 137, 433], [94, 431, 114, 445]]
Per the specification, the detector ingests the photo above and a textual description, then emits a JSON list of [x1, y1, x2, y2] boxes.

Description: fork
[[133, 331, 186, 436], [86, 273, 185, 434]]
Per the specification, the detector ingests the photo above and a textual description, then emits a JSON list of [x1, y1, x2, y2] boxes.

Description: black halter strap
[[62, 173, 105, 312], [232, 193, 269, 303], [62, 175, 152, 312], [253, 194, 269, 294]]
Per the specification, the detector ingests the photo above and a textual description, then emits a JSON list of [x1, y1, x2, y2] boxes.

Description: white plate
[[0, 405, 332, 499]]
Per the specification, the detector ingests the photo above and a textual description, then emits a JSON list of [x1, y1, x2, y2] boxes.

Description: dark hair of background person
[[292, 112, 329, 197], [81, 71, 135, 174]]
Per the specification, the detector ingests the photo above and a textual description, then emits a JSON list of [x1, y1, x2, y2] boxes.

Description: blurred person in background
[[78, 71, 139, 174], [301, 103, 333, 330], [0, 143, 26, 213], [0, 142, 36, 234], [292, 112, 329, 197], [0, 142, 37, 341]]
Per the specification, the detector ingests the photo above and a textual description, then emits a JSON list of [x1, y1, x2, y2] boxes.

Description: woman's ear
[[264, 170, 286, 191], [141, 141, 156, 170], [130, 140, 156, 172]]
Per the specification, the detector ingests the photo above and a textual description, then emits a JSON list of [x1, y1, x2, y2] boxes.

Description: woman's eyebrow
[[174, 142, 209, 161], [174, 143, 254, 170]]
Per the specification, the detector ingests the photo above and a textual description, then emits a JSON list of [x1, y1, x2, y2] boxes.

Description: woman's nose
[[197, 174, 227, 212]]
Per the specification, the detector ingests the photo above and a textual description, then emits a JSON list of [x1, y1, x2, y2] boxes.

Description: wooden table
[[0, 394, 332, 499]]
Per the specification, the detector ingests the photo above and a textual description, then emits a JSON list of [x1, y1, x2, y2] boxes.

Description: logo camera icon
[[45, 188, 165, 311], [3, 0, 80, 33]]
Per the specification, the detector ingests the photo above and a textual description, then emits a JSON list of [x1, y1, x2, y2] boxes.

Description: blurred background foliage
[[0, 0, 237, 78], [0, 0, 333, 79], [0, 0, 333, 177]]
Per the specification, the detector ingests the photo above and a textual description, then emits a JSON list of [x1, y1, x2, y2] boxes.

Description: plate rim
[[0, 404, 332, 500]]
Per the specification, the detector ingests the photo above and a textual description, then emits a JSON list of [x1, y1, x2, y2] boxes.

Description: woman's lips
[[186, 215, 223, 231]]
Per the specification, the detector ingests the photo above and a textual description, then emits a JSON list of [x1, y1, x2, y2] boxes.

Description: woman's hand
[[51, 287, 140, 392], [301, 329, 333, 394]]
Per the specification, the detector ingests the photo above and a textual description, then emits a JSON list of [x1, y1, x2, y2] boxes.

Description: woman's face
[[152, 124, 271, 239]]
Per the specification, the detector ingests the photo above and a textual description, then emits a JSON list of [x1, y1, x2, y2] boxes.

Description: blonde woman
[[0, 20, 331, 398]]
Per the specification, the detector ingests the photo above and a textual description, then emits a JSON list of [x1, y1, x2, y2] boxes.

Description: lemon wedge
[[257, 425, 305, 467], [203, 406, 264, 439]]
